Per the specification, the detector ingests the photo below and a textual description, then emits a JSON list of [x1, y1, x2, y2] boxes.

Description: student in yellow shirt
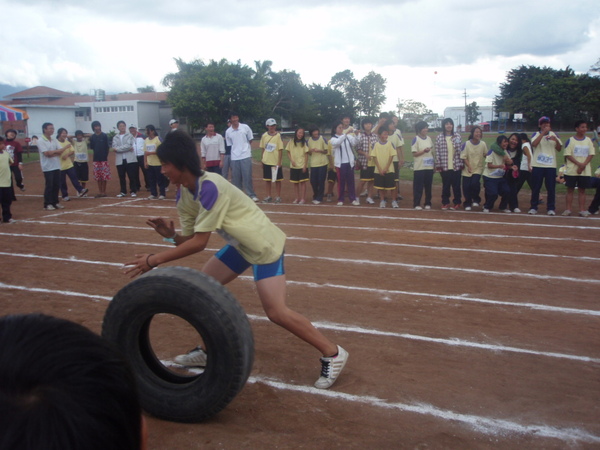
[[259, 118, 284, 203], [286, 127, 309, 204], [307, 125, 329, 204], [371, 125, 396, 208], [124, 131, 349, 389]]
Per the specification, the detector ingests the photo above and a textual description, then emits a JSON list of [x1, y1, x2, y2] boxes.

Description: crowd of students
[[1, 114, 598, 224], [253, 114, 599, 217]]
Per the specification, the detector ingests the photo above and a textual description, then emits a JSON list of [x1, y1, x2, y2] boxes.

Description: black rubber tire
[[102, 266, 254, 423]]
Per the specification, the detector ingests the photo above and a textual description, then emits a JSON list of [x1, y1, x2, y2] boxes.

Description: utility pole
[[463, 89, 468, 126]]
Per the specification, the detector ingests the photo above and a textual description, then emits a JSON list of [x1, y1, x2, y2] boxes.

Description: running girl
[[124, 131, 348, 389]]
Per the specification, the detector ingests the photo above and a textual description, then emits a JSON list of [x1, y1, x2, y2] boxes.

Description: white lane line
[[248, 376, 600, 444], [1, 250, 599, 316], [2, 239, 598, 284], [0, 281, 598, 364], [3, 228, 596, 263], [19, 214, 600, 244], [277, 222, 600, 244], [286, 236, 600, 262], [263, 210, 600, 231], [289, 253, 600, 284]]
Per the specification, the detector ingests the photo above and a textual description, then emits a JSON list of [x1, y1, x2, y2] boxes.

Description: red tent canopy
[[0, 103, 29, 121]]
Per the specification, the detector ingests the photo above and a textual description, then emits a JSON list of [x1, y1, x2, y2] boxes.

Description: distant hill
[[0, 84, 29, 101]]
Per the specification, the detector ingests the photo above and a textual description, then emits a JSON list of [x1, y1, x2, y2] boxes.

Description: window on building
[[127, 106, 134, 112], [110, 106, 117, 112], [103, 107, 110, 113]]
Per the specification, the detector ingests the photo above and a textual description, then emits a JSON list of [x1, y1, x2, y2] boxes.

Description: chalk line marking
[[286, 236, 600, 262], [0, 281, 598, 364], [20, 213, 600, 244], [263, 210, 600, 231], [3, 226, 596, 264], [1, 250, 598, 316], [247, 376, 600, 444]]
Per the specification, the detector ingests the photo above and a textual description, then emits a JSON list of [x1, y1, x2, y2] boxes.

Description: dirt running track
[[1, 158, 599, 449]]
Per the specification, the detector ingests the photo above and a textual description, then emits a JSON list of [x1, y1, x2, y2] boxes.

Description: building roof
[[2, 86, 167, 106]]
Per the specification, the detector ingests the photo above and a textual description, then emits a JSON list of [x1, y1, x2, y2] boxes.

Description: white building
[[2, 86, 172, 137]]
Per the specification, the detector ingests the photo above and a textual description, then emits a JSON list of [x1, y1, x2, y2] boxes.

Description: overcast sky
[[3, 0, 599, 115]]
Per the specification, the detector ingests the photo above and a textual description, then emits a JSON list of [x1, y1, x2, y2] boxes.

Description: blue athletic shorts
[[215, 244, 285, 281]]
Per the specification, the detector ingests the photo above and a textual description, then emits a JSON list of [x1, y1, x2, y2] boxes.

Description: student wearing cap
[[167, 119, 179, 135], [259, 118, 284, 203], [528, 116, 563, 215]]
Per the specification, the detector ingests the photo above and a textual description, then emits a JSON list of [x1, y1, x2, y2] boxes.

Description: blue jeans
[[310, 165, 327, 202], [440, 170, 461, 206], [413, 170, 433, 207], [462, 174, 481, 207], [231, 157, 256, 198], [60, 167, 84, 198], [483, 176, 509, 210], [530, 167, 557, 211]]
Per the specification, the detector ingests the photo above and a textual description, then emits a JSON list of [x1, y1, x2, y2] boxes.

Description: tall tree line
[[162, 59, 387, 133], [494, 64, 600, 130]]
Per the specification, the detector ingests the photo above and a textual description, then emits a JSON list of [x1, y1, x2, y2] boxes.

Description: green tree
[[307, 84, 347, 129], [137, 85, 156, 93], [328, 70, 360, 118], [162, 58, 269, 132], [465, 101, 480, 125], [267, 70, 316, 127], [356, 71, 387, 118], [495, 65, 600, 128], [253, 60, 273, 82]]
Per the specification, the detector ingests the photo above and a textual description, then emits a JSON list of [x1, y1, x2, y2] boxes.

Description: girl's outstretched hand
[[147, 217, 175, 238]]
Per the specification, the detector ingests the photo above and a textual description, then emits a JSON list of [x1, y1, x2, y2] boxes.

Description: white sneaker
[[366, 197, 375, 204], [513, 208, 521, 213], [392, 200, 399, 208], [472, 202, 480, 207], [414, 206, 423, 210], [174, 347, 207, 367], [580, 210, 591, 217], [312, 200, 320, 204], [562, 210, 572, 216], [547, 210, 556, 216], [158, 195, 166, 200], [528, 209, 537, 215], [78, 188, 89, 198], [483, 208, 490, 213], [465, 206, 472, 211], [44, 205, 56, 210], [274, 197, 281, 204], [54, 204, 65, 209], [424, 205, 431, 210], [148, 195, 157, 200], [336, 201, 343, 206], [380, 200, 386, 208], [314, 345, 348, 389], [360, 190, 368, 196], [251, 196, 259, 202], [503, 209, 511, 213], [131, 192, 137, 198], [63, 196, 70, 202], [116, 193, 126, 198], [351, 199, 360, 206]]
